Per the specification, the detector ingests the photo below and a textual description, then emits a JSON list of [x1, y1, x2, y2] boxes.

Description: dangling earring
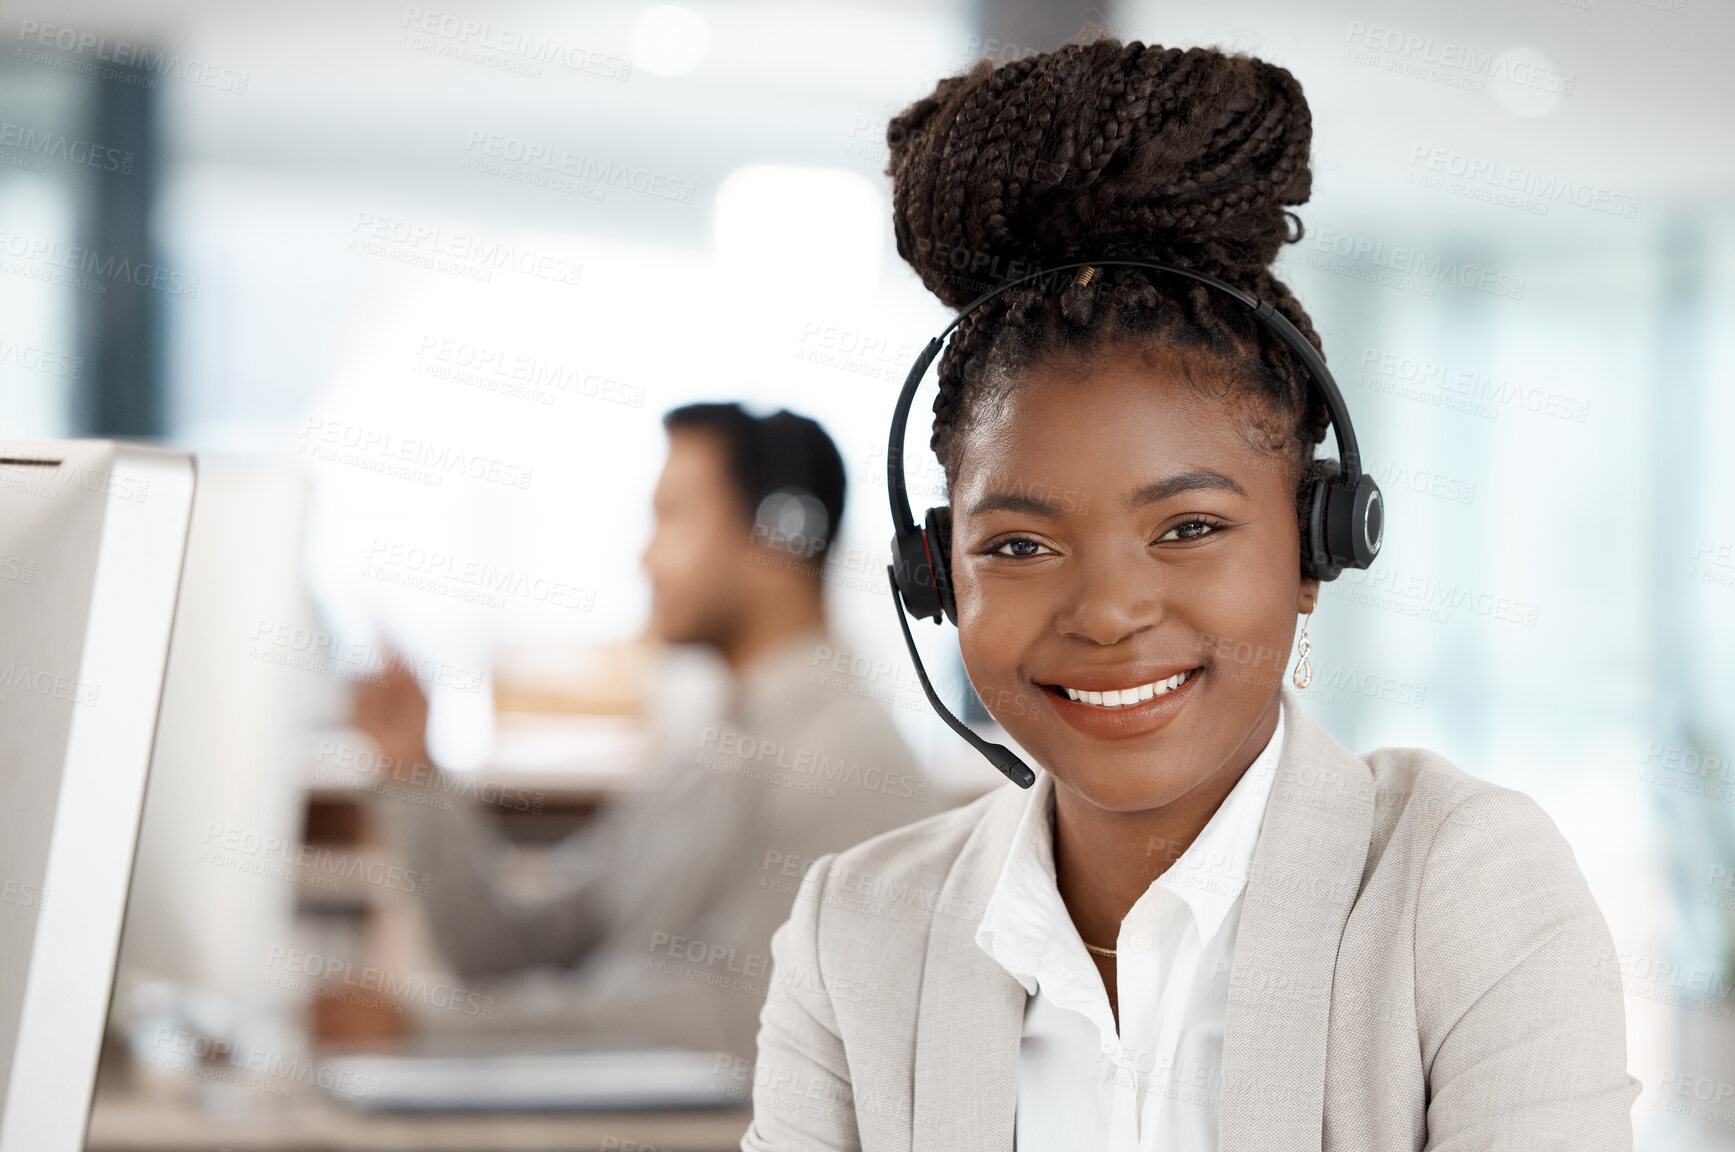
[[1292, 612, 1313, 689]]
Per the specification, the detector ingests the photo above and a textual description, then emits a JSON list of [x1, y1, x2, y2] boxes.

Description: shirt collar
[[975, 698, 1287, 987], [1149, 700, 1284, 944], [974, 766, 1067, 996]]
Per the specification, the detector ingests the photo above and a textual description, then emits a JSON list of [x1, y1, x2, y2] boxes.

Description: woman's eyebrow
[[1124, 469, 1246, 510], [964, 468, 1246, 519], [966, 490, 1066, 518]]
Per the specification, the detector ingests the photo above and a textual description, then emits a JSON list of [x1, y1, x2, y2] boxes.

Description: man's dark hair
[[661, 402, 848, 573]]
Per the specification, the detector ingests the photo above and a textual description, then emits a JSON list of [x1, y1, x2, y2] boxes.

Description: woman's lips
[[1036, 666, 1203, 740]]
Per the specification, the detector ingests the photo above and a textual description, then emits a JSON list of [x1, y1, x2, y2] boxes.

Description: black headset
[[748, 412, 827, 560], [883, 257, 1384, 788]]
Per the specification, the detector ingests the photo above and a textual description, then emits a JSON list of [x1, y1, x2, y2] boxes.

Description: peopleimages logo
[[0, 227, 200, 297], [0, 121, 134, 174], [1305, 229, 1527, 300], [461, 131, 694, 203], [264, 945, 496, 1017], [347, 212, 583, 288], [697, 723, 930, 802], [1406, 145, 1640, 220], [1340, 22, 1576, 96], [13, 19, 252, 94], [398, 7, 633, 80], [0, 663, 100, 706], [0, 338, 82, 379], [412, 335, 644, 408], [298, 416, 535, 490], [200, 822, 433, 896], [362, 536, 595, 611], [1353, 343, 1590, 425], [147, 1027, 380, 1100]]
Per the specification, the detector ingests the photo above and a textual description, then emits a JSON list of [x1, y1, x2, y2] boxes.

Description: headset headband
[[888, 258, 1363, 538]]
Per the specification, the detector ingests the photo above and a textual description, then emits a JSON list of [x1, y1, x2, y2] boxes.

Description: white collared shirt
[[975, 701, 1286, 1151]]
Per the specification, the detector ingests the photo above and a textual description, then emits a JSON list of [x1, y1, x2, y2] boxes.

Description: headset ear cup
[[925, 505, 957, 625], [890, 523, 943, 622], [1322, 473, 1384, 573], [1307, 476, 1341, 582], [1353, 477, 1384, 567]]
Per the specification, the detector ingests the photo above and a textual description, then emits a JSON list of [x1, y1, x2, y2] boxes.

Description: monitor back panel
[[0, 441, 195, 1152]]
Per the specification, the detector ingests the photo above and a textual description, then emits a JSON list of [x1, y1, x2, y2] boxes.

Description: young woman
[[741, 38, 1640, 1151]]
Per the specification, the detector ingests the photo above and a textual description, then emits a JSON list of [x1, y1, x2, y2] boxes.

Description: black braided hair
[[886, 37, 1338, 544]]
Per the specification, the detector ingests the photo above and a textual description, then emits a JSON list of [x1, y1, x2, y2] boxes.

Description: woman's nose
[[1052, 551, 1164, 646]]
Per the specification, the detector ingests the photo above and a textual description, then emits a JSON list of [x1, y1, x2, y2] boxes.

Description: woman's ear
[[1300, 575, 1320, 615]]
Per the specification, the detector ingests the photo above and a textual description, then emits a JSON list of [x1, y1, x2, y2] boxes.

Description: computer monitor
[[0, 440, 196, 1152]]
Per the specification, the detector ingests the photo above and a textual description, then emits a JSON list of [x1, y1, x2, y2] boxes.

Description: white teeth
[[1061, 669, 1194, 708]]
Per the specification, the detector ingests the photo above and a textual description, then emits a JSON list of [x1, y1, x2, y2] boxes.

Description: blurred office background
[[2, 0, 1732, 1148]]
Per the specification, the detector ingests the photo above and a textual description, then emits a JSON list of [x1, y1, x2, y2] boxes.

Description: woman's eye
[[1157, 518, 1223, 543], [988, 537, 1052, 558]]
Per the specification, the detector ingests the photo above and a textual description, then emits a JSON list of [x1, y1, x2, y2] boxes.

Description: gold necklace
[[1052, 788, 1117, 958]]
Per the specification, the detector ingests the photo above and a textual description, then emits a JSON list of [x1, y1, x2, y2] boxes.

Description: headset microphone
[[885, 258, 1384, 789], [885, 565, 1036, 788]]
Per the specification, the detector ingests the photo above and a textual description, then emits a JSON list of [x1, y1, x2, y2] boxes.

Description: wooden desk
[[86, 1078, 752, 1152]]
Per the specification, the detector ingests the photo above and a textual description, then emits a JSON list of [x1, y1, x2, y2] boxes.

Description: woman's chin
[[1044, 759, 1198, 815]]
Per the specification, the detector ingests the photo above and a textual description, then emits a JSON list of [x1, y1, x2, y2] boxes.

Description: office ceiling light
[[631, 4, 710, 78]]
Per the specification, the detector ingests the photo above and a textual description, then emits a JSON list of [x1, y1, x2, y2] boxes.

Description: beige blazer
[[741, 685, 1641, 1151]]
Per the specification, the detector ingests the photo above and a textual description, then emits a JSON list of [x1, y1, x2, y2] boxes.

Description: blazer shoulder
[[1353, 749, 1630, 1106], [790, 783, 1012, 938], [820, 783, 1007, 881], [1364, 742, 1507, 822], [1358, 743, 1587, 903]]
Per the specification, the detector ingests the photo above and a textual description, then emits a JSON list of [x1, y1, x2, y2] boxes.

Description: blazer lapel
[[1217, 686, 1375, 1152], [911, 781, 1030, 1152]]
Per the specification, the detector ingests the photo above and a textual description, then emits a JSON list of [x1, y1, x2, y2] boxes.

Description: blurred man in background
[[354, 402, 943, 1065]]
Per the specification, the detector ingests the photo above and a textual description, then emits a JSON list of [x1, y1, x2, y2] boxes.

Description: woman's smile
[[1034, 664, 1205, 739]]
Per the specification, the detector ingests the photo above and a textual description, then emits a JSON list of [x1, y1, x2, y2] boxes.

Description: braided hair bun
[[885, 37, 1334, 506]]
